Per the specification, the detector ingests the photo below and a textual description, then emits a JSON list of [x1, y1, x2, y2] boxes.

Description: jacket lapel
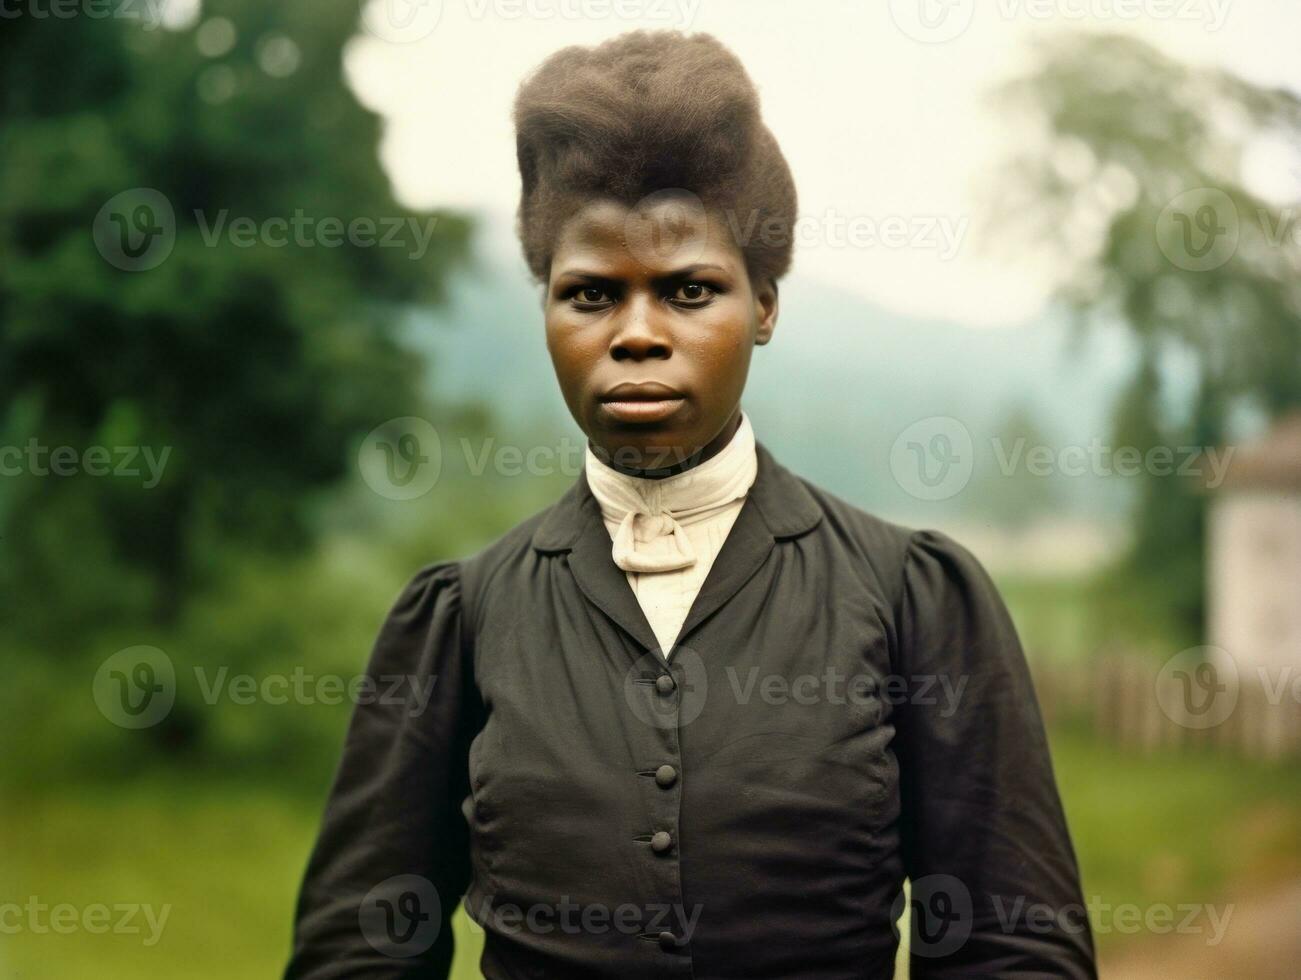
[[669, 493, 772, 649], [534, 471, 662, 654], [531, 440, 824, 657], [568, 490, 664, 655], [672, 443, 823, 647]]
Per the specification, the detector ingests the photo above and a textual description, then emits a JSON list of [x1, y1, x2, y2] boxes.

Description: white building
[[1208, 413, 1301, 677]]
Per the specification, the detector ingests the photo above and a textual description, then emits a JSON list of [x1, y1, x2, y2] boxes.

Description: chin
[[591, 425, 705, 471]]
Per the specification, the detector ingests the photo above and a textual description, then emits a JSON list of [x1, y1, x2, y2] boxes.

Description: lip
[[597, 381, 686, 424], [599, 381, 685, 402]]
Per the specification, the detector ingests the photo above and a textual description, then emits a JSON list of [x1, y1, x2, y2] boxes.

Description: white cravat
[[585, 413, 758, 658]]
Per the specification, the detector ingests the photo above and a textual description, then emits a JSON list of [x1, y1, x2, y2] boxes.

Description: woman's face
[[545, 195, 778, 472]]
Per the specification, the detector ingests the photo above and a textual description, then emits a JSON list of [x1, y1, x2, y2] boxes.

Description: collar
[[533, 438, 823, 554], [583, 412, 757, 527]]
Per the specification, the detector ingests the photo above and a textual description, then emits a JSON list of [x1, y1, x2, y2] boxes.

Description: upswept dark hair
[[513, 31, 797, 285]]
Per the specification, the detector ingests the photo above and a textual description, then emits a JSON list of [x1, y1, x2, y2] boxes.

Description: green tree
[[990, 33, 1301, 636], [0, 1, 469, 631]]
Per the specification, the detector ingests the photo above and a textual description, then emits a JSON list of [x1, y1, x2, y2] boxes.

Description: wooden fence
[[1029, 651, 1301, 760]]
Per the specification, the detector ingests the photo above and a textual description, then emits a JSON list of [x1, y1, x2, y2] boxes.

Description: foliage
[[990, 33, 1301, 635], [0, 1, 470, 631]]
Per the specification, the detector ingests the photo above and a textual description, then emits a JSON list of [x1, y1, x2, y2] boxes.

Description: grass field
[[4, 729, 1298, 978]]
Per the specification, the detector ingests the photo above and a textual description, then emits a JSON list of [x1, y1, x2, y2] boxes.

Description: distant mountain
[[407, 234, 1142, 529]]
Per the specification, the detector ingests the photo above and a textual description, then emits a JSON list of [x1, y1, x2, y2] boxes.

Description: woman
[[286, 31, 1096, 980]]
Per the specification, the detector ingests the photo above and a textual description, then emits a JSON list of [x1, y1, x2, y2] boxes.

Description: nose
[[609, 294, 672, 362]]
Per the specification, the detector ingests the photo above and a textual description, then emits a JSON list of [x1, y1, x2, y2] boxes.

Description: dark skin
[[545, 197, 779, 475]]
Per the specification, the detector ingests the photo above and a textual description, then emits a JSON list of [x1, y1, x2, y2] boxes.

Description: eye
[[566, 284, 615, 310], [669, 282, 714, 306]]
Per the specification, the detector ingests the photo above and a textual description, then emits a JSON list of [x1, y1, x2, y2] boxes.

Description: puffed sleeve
[[894, 531, 1096, 978], [285, 561, 480, 979]]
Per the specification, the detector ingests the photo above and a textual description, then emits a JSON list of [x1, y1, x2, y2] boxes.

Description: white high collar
[[584, 413, 758, 572]]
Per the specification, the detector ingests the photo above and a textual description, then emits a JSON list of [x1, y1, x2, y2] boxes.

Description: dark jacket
[[286, 444, 1096, 979]]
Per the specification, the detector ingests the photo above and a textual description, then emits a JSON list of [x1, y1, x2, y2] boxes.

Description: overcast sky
[[344, 0, 1301, 328]]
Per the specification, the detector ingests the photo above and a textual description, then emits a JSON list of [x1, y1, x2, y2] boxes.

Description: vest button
[[654, 764, 678, 788], [655, 674, 675, 696], [650, 830, 672, 854], [658, 930, 678, 950]]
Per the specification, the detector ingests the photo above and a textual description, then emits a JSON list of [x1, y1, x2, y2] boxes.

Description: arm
[[894, 530, 1096, 979], [285, 562, 480, 979]]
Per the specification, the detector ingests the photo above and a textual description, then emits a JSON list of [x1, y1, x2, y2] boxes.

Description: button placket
[[633, 655, 691, 962], [645, 663, 682, 854]]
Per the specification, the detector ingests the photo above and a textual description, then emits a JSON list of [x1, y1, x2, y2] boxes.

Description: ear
[[753, 277, 779, 346]]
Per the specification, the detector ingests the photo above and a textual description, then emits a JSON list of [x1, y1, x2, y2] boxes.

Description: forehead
[[550, 196, 743, 276]]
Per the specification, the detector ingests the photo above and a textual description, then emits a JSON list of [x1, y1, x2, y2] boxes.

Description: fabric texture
[[585, 412, 756, 656], [286, 444, 1097, 980]]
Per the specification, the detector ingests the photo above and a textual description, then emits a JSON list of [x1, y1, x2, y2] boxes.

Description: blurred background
[[2, 0, 1299, 976]]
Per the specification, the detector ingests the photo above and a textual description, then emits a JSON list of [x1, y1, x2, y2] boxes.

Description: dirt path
[[1100, 880, 1301, 979]]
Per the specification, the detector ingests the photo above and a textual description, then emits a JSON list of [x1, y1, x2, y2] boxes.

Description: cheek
[[545, 318, 603, 388], [691, 307, 753, 374]]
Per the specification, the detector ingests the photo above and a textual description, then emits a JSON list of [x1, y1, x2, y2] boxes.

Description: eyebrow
[[553, 270, 619, 282], [666, 263, 727, 277], [554, 263, 729, 281]]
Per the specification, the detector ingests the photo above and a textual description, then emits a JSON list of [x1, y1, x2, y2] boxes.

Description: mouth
[[597, 381, 687, 424]]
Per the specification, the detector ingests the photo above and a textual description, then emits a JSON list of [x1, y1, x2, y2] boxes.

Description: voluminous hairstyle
[[513, 31, 797, 285]]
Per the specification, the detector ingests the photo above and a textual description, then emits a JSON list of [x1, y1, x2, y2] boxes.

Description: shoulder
[[789, 472, 1014, 675], [379, 558, 464, 641], [408, 500, 560, 632], [784, 466, 990, 608], [784, 469, 918, 602], [799, 476, 915, 559], [376, 505, 551, 664], [461, 500, 552, 573]]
